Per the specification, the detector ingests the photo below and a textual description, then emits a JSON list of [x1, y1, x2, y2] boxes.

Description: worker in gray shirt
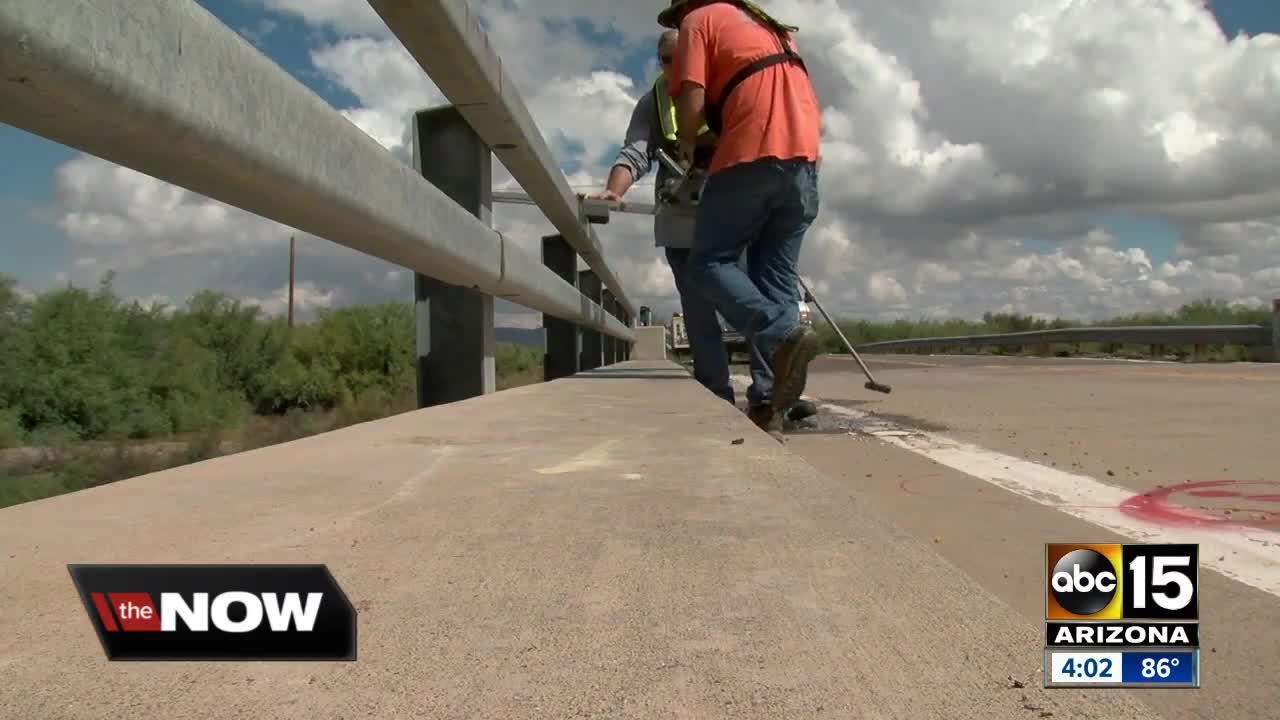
[[591, 30, 816, 426]]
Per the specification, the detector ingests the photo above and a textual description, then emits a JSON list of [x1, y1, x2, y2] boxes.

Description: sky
[[3, 0, 1280, 326]]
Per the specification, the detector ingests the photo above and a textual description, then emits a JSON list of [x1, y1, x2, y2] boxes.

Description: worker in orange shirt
[[658, 0, 824, 432]]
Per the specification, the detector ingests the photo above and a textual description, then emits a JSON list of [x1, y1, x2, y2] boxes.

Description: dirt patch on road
[[872, 412, 951, 433], [814, 398, 875, 409], [806, 398, 952, 433]]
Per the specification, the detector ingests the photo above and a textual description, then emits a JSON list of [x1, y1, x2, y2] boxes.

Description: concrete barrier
[[0, 361, 1160, 719], [630, 326, 667, 360], [1272, 297, 1280, 361]]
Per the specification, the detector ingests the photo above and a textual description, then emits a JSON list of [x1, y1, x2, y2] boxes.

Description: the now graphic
[[68, 564, 357, 661]]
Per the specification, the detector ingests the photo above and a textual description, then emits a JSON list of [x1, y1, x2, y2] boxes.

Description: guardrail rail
[[849, 304, 1280, 362], [0, 0, 646, 405]]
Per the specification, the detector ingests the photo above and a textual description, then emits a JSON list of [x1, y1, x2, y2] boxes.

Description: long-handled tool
[[798, 278, 892, 394], [571, 151, 892, 395]]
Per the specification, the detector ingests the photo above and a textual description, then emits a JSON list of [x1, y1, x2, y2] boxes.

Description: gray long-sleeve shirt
[[608, 86, 698, 249]]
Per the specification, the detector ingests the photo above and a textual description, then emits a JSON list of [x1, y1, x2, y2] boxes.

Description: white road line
[[732, 375, 1280, 599], [825, 353, 1181, 366]]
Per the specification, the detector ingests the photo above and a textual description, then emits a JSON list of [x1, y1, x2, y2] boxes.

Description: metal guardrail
[[494, 190, 659, 218], [854, 321, 1279, 357], [368, 0, 635, 319], [0, 0, 636, 376]]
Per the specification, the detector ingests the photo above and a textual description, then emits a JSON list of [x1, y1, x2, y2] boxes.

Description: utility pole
[[287, 235, 296, 328]]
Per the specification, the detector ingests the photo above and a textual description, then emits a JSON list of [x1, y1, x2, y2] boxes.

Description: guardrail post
[[542, 234, 579, 380], [601, 290, 617, 365], [1271, 298, 1280, 362], [411, 105, 496, 407], [621, 310, 631, 360], [579, 270, 603, 370]]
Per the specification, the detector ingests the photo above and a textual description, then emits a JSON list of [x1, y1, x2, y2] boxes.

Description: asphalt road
[[731, 353, 1280, 720]]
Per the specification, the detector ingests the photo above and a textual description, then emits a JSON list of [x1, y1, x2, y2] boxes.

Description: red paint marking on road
[[1120, 480, 1280, 530]]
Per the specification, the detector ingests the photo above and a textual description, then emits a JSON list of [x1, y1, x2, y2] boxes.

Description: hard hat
[[658, 0, 693, 29]]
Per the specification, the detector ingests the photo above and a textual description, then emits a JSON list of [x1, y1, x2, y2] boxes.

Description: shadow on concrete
[[573, 372, 690, 380], [576, 366, 689, 375]]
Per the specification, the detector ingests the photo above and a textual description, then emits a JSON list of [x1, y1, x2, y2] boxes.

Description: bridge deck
[[1, 360, 1159, 719]]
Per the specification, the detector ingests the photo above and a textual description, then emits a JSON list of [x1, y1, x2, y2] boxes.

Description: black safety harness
[[701, 1, 809, 136]]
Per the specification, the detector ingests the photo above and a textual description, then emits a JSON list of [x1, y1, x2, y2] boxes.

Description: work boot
[[769, 326, 820, 416], [784, 399, 818, 423], [747, 404, 782, 432]]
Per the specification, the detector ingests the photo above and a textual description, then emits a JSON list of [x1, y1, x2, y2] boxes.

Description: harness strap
[[704, 51, 807, 135], [701, 2, 808, 136]]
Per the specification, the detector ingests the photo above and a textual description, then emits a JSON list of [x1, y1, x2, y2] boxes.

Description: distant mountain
[[496, 326, 544, 348]]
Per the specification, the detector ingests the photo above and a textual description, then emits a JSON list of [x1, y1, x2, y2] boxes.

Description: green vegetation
[[812, 298, 1274, 362], [1, 271, 1272, 510], [0, 273, 543, 508], [495, 342, 543, 390]]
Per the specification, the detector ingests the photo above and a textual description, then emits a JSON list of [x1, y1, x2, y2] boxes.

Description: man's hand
[[594, 166, 633, 202], [676, 138, 695, 169]]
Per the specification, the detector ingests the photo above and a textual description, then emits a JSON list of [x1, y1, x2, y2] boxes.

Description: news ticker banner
[[67, 564, 357, 661], [1043, 543, 1200, 689]]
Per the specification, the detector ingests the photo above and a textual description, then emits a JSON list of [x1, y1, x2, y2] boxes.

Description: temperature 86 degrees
[[1121, 651, 1198, 685], [1144, 656, 1179, 678]]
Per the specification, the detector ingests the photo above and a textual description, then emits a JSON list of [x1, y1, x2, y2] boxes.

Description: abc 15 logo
[[1045, 543, 1199, 620]]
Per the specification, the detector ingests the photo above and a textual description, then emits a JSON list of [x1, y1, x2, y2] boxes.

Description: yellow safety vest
[[653, 71, 710, 144]]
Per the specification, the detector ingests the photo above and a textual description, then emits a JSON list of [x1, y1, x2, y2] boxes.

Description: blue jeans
[[665, 248, 773, 407], [689, 157, 819, 361]]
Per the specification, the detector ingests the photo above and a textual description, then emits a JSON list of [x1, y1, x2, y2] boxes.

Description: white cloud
[[242, 282, 336, 317], [309, 36, 445, 155], [22, 0, 1280, 328], [868, 271, 907, 303], [257, 0, 387, 36]]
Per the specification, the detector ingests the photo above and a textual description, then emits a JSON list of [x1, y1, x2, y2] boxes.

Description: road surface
[[731, 353, 1279, 720], [3, 356, 1275, 718], [4, 360, 1179, 720]]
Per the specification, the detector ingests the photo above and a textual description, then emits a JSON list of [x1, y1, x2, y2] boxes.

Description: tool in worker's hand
[[655, 148, 705, 207], [579, 196, 613, 224], [569, 148, 698, 224], [575, 194, 662, 224], [656, 148, 685, 176], [798, 278, 892, 394], [592, 152, 887, 394]]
